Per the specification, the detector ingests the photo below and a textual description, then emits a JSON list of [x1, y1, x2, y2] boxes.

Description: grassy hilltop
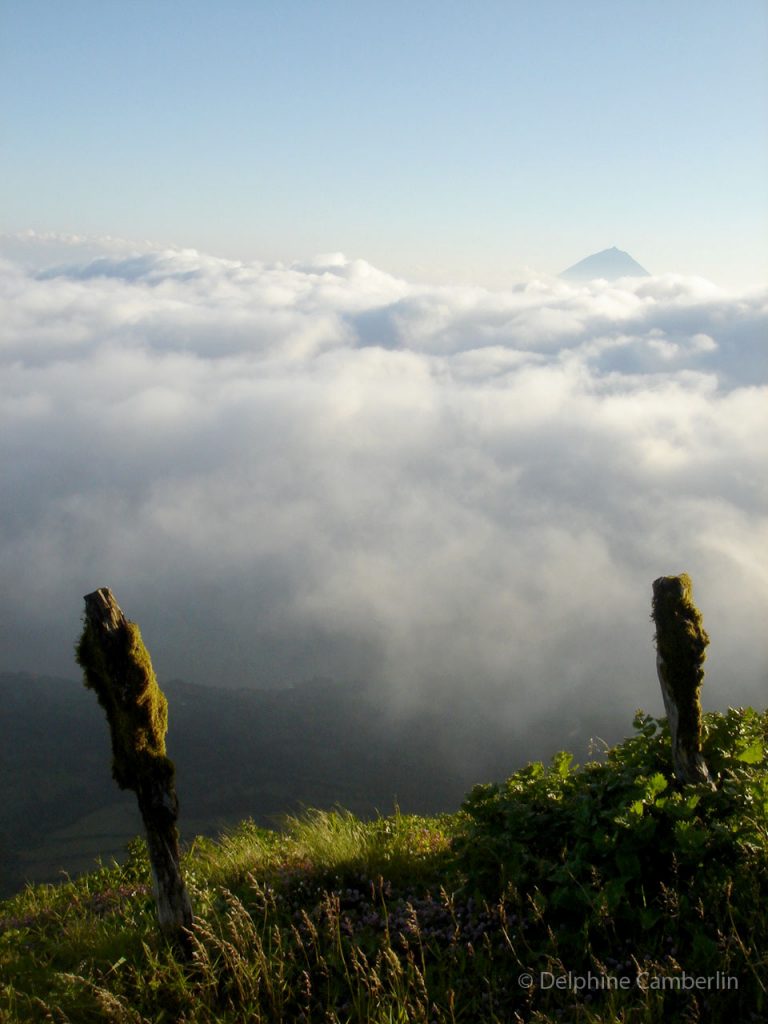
[[2, 708, 768, 1023]]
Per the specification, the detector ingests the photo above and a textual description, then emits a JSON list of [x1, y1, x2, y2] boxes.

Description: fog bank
[[1, 235, 766, 734]]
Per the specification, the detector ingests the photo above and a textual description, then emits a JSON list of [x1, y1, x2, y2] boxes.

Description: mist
[[1, 235, 766, 745]]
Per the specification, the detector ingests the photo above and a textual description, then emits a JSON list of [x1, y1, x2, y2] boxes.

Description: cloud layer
[[1, 234, 766, 741]]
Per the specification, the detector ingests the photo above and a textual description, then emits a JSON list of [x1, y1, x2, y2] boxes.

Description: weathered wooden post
[[651, 573, 711, 785], [76, 587, 193, 949]]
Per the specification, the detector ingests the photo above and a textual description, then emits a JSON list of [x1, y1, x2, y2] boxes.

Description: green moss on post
[[651, 574, 711, 785], [76, 615, 169, 790], [76, 587, 193, 950]]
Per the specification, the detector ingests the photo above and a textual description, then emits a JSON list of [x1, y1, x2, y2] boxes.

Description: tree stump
[[651, 574, 711, 785], [76, 587, 193, 950]]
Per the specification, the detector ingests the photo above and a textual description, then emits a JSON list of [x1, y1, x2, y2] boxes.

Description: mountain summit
[[560, 246, 650, 282]]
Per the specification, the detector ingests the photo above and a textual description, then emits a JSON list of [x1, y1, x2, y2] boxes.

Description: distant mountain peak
[[560, 247, 650, 282]]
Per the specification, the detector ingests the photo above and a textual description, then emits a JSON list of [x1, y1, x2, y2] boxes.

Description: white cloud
[[0, 237, 765, 739]]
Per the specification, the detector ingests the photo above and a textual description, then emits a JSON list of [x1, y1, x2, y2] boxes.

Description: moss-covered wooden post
[[651, 574, 711, 785], [76, 587, 193, 949]]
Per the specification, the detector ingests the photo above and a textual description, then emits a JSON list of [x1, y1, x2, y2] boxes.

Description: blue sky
[[2, 0, 767, 284]]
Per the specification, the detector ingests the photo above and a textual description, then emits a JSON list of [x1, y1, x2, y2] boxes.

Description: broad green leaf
[[735, 740, 764, 764], [646, 772, 669, 798]]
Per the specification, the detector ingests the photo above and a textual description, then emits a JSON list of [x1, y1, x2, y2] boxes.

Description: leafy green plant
[[454, 708, 768, 1006]]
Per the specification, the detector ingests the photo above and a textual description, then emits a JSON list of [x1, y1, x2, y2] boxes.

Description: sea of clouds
[[1, 232, 766, 739]]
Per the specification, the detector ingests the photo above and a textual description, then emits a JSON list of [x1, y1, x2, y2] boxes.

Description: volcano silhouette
[[560, 246, 650, 281]]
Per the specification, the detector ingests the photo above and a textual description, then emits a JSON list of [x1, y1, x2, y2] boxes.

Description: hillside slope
[[0, 671, 630, 896], [2, 707, 767, 1023]]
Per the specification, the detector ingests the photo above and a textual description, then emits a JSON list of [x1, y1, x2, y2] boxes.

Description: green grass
[[2, 708, 768, 1022]]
